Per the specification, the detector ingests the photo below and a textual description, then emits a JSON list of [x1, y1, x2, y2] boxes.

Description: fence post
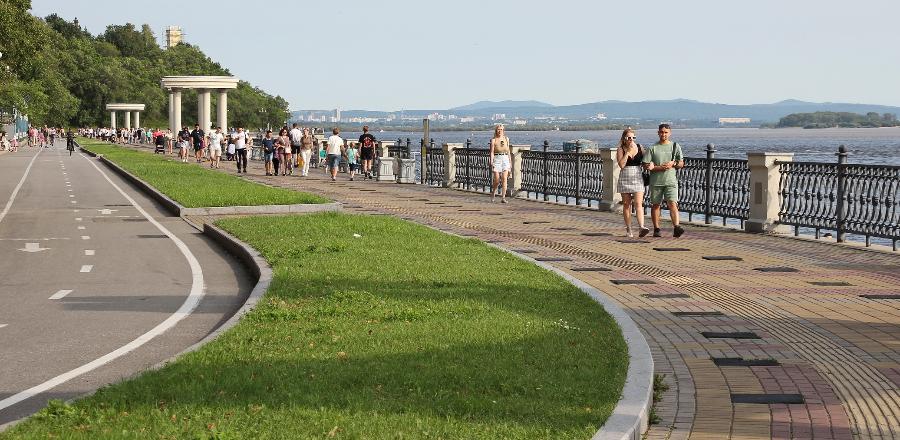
[[835, 145, 848, 242], [510, 144, 531, 197], [420, 138, 427, 184], [598, 147, 620, 211], [465, 139, 472, 191], [575, 146, 582, 206], [443, 142, 460, 188], [542, 140, 549, 201], [405, 138, 411, 158], [746, 152, 794, 233], [705, 143, 716, 224]]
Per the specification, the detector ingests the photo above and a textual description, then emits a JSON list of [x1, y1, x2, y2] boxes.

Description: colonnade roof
[[106, 103, 146, 111], [160, 76, 239, 90]]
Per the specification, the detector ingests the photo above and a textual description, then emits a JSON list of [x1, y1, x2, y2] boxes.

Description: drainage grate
[[104, 204, 132, 207], [582, 232, 612, 237], [859, 294, 900, 300], [703, 256, 743, 261], [535, 257, 572, 262], [459, 209, 481, 212], [754, 267, 799, 273], [444, 205, 463, 208], [425, 202, 444, 204], [731, 394, 804, 404], [643, 293, 691, 299], [137, 234, 168, 239], [809, 281, 853, 287], [551, 227, 576, 231], [712, 357, 781, 367], [513, 249, 537, 254], [571, 267, 612, 272], [617, 239, 650, 244], [672, 311, 725, 317], [122, 218, 149, 222], [523, 221, 550, 224], [701, 331, 761, 339], [610, 279, 656, 285], [654, 247, 691, 252]]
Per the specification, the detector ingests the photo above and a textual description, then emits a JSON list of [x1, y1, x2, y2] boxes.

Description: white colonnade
[[161, 76, 239, 135], [105, 104, 146, 130]]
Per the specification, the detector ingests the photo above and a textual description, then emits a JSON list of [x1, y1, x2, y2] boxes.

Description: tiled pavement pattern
[[129, 146, 899, 439]]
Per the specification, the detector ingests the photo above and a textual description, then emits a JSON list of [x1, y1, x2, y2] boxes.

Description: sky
[[30, 0, 900, 111]]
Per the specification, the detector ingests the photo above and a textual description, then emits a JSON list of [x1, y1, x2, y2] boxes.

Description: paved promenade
[[134, 144, 899, 440]]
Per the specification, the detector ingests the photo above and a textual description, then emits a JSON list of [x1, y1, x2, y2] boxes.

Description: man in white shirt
[[232, 127, 249, 173], [289, 123, 303, 168], [326, 127, 344, 181], [207, 127, 224, 169]]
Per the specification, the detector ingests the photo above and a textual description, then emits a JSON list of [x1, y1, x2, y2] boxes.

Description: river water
[[354, 127, 900, 166]]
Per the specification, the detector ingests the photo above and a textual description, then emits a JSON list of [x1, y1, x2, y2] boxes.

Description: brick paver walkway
[[131, 145, 900, 439]]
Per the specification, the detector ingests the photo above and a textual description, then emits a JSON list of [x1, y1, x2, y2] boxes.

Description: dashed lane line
[[49, 290, 73, 300], [79, 265, 93, 273], [84, 250, 95, 256]]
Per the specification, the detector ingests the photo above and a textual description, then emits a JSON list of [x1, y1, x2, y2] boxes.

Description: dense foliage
[[0, 1, 289, 129], [777, 111, 900, 129]]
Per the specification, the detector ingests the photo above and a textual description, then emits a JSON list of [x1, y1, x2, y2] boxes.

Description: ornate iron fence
[[519, 143, 604, 206], [778, 146, 899, 249], [643, 144, 749, 225], [453, 142, 492, 192], [424, 146, 445, 186]]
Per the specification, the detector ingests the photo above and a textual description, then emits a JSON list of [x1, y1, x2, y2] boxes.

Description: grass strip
[[78, 138, 329, 207], [4, 213, 627, 439]]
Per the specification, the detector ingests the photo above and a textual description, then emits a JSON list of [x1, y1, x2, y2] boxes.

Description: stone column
[[197, 89, 211, 133], [133, 111, 140, 129], [168, 92, 175, 134], [746, 152, 793, 233], [110, 111, 116, 129], [172, 89, 182, 135], [598, 147, 622, 212], [443, 143, 462, 188], [124, 111, 131, 130], [217, 90, 228, 131], [509, 145, 531, 197]]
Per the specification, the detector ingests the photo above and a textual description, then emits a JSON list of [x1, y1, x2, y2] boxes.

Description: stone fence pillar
[[746, 152, 793, 233], [598, 148, 621, 211], [443, 143, 462, 188], [510, 145, 531, 197], [378, 140, 394, 158]]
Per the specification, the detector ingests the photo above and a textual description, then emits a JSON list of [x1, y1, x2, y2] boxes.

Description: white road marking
[[75, 218, 82, 221], [81, 236, 90, 240], [77, 226, 86, 230], [79, 265, 93, 273], [70, 201, 76, 204], [0, 324, 7, 329], [0, 153, 206, 413], [0, 148, 42, 225], [18, 242, 50, 253], [49, 290, 73, 300], [98, 209, 117, 215], [69, 195, 74, 198], [67, 189, 72, 192], [73, 209, 79, 213], [84, 250, 95, 256]]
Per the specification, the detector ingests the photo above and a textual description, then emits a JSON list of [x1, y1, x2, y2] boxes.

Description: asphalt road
[[0, 142, 252, 425]]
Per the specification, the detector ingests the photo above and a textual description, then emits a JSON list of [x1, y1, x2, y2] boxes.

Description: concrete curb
[[79, 143, 341, 218], [489, 244, 653, 440]]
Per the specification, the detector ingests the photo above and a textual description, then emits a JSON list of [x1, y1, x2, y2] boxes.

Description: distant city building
[[512, 119, 527, 125], [491, 114, 507, 121], [718, 117, 751, 124], [459, 117, 475, 123], [595, 113, 607, 120], [334, 109, 341, 122], [165, 26, 183, 48]]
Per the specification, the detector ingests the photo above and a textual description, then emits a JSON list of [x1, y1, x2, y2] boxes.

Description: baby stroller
[[153, 134, 165, 154]]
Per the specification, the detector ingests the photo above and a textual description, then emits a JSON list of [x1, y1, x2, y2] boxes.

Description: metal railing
[[519, 141, 603, 207], [643, 144, 750, 226], [424, 139, 445, 186], [778, 145, 900, 249], [453, 140, 492, 192]]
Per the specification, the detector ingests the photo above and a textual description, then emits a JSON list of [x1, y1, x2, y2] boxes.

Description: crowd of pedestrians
[[71, 120, 687, 238]]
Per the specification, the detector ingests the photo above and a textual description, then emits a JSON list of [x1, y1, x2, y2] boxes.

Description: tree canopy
[[0, 3, 289, 129], [777, 111, 900, 129]]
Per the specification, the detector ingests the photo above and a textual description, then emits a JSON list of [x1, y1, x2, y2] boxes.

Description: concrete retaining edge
[[489, 243, 654, 440], [79, 143, 342, 218]]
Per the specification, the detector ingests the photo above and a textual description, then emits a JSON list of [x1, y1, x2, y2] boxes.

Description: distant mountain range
[[295, 99, 900, 123]]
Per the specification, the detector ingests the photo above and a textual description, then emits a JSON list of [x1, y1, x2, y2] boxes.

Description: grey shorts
[[327, 154, 341, 169]]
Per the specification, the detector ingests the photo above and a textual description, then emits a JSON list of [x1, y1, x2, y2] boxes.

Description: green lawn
[[3, 213, 627, 439], [78, 139, 329, 207]]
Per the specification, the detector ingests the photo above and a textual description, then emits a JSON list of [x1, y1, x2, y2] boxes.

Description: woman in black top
[[615, 128, 650, 238]]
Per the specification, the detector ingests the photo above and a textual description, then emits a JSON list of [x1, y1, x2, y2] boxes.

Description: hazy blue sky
[[31, 0, 900, 110]]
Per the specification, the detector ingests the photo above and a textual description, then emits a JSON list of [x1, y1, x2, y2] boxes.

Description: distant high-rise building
[[165, 26, 183, 48], [334, 109, 341, 122]]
